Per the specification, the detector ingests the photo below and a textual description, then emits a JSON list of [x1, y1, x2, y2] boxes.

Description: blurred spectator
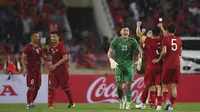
[[22, 15, 32, 36], [76, 48, 97, 69], [66, 42, 81, 62], [129, 1, 139, 21], [0, 0, 69, 54], [101, 36, 110, 53], [4, 54, 21, 80]]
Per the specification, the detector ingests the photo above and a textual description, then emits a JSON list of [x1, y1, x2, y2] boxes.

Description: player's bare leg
[[149, 86, 156, 108], [27, 87, 35, 109], [156, 85, 162, 110], [117, 83, 125, 109], [135, 85, 149, 109], [169, 83, 177, 111], [162, 84, 171, 110], [125, 82, 132, 110]]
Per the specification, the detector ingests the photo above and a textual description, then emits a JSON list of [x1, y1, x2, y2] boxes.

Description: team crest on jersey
[[33, 47, 40, 54], [128, 44, 132, 46], [51, 48, 58, 55], [36, 48, 39, 54]]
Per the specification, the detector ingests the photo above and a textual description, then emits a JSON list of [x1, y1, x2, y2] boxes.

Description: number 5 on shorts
[[115, 76, 121, 82]]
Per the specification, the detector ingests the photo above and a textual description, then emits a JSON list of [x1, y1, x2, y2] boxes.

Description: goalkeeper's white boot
[[48, 107, 54, 109], [135, 103, 146, 109], [164, 100, 171, 110], [156, 105, 162, 111], [119, 99, 125, 109], [126, 102, 131, 110], [168, 107, 173, 111]]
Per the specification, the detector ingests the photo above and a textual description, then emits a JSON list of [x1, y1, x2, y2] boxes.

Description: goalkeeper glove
[[135, 58, 142, 71], [109, 58, 118, 69]]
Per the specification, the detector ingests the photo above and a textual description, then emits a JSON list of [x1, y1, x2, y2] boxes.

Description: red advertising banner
[[54, 74, 200, 103]]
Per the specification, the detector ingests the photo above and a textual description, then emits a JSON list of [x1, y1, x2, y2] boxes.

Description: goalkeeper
[[107, 26, 142, 110]]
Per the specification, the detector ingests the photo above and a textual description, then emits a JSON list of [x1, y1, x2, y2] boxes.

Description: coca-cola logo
[[87, 76, 144, 103]]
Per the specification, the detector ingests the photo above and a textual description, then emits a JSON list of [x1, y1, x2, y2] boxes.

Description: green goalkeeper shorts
[[114, 66, 134, 83]]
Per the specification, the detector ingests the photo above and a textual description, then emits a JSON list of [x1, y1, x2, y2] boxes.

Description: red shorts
[[27, 72, 41, 88], [162, 67, 180, 84], [49, 72, 69, 89], [144, 67, 161, 86]]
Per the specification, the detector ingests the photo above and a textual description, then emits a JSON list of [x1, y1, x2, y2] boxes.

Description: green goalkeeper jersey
[[110, 37, 140, 68]]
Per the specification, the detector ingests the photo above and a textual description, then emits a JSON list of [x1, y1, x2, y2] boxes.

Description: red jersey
[[24, 44, 43, 74], [50, 42, 68, 74], [162, 35, 182, 69], [144, 37, 162, 69]]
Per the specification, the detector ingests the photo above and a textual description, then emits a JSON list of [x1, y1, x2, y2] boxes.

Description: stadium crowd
[[0, 0, 67, 54], [107, 0, 200, 37], [0, 0, 200, 71]]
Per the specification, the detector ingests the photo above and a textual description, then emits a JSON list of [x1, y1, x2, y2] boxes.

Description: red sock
[[170, 97, 176, 107], [163, 91, 169, 102], [32, 89, 39, 102], [157, 96, 162, 106], [148, 97, 152, 104], [141, 87, 149, 104], [27, 89, 33, 105], [64, 89, 74, 105], [48, 88, 55, 107], [150, 91, 156, 104]]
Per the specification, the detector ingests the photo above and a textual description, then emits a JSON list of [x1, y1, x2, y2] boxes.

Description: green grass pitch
[[0, 103, 200, 112]]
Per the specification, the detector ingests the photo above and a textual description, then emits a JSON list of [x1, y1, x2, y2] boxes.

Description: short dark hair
[[31, 31, 38, 34], [166, 24, 176, 34], [152, 26, 161, 36], [121, 25, 129, 29], [51, 30, 60, 35], [30, 31, 38, 38]]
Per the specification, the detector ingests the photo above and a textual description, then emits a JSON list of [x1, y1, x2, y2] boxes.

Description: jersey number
[[171, 39, 177, 51], [156, 43, 161, 55], [122, 45, 127, 51], [115, 76, 121, 81]]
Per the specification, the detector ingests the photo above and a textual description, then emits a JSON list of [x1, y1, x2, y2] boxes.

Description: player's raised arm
[[158, 23, 167, 37], [136, 21, 143, 38], [136, 21, 148, 43]]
